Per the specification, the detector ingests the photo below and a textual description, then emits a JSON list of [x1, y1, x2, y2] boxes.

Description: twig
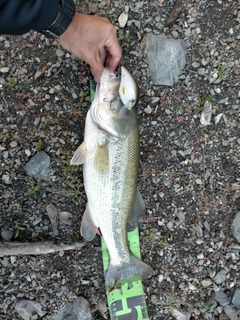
[[0, 241, 86, 257], [166, 0, 183, 26]]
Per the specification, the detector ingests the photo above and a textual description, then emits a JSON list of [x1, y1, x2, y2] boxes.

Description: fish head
[[119, 66, 139, 110], [90, 67, 138, 138]]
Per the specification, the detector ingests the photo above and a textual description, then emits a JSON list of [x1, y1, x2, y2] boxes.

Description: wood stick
[[166, 0, 183, 26], [0, 241, 86, 257]]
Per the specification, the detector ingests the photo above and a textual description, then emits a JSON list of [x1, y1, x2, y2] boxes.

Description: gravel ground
[[1, 0, 240, 319]]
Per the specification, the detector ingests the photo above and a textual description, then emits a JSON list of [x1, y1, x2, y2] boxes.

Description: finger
[[105, 40, 122, 72], [90, 54, 104, 83], [99, 46, 106, 66]]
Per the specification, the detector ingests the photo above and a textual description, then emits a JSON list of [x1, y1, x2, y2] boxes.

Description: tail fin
[[105, 255, 154, 288]]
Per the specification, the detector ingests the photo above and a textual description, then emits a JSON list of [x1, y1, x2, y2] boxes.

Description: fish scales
[[88, 127, 139, 265]]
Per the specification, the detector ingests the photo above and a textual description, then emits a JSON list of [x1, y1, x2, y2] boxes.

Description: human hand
[[58, 12, 122, 82]]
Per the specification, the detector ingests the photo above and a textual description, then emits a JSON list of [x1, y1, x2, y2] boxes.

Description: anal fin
[[127, 188, 145, 232]]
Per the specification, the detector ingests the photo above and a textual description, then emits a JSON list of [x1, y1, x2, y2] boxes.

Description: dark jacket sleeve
[[0, 0, 59, 35]]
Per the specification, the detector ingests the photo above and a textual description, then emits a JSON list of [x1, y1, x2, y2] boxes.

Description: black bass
[[71, 66, 153, 287]]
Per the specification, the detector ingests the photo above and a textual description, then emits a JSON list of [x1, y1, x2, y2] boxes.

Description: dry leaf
[[59, 211, 73, 226], [88, 2, 98, 13], [166, 0, 183, 26], [46, 203, 59, 236], [158, 0, 164, 7], [231, 184, 240, 191], [140, 34, 147, 51]]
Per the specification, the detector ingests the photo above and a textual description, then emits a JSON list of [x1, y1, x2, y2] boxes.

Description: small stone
[[15, 299, 46, 320], [56, 49, 64, 57], [232, 288, 240, 309], [3, 151, 8, 159], [158, 274, 164, 283], [55, 297, 94, 320], [222, 139, 228, 147], [2, 174, 12, 185], [200, 100, 212, 126], [96, 300, 108, 314], [34, 71, 42, 79], [0, 67, 10, 73], [32, 217, 42, 226], [188, 283, 197, 291], [198, 68, 206, 76], [192, 62, 200, 68], [178, 150, 185, 157], [172, 31, 179, 39], [232, 212, 240, 243], [184, 148, 192, 156], [212, 290, 229, 306], [10, 140, 18, 148], [72, 92, 78, 99], [224, 305, 238, 320], [34, 117, 40, 126], [202, 278, 213, 287], [1, 230, 13, 241], [1, 258, 9, 267], [172, 308, 191, 320], [25, 149, 31, 157], [214, 270, 227, 284], [167, 221, 174, 229], [133, 1, 144, 11], [214, 113, 223, 125], [118, 12, 128, 28], [144, 106, 152, 114], [196, 178, 202, 185], [219, 97, 229, 104], [197, 253, 204, 259], [98, 1, 106, 9]]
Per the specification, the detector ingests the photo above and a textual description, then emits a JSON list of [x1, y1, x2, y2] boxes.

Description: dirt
[[0, 0, 240, 319]]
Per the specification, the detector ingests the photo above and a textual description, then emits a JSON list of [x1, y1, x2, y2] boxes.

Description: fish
[[70, 66, 153, 287]]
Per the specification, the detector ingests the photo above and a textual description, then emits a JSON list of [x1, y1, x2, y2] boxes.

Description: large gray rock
[[146, 33, 187, 86], [232, 212, 240, 243], [24, 151, 50, 180], [55, 297, 94, 320]]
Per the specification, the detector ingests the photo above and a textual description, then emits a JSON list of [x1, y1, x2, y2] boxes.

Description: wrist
[[40, 0, 75, 38]]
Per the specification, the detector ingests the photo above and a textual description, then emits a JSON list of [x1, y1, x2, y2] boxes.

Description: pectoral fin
[[70, 142, 86, 165], [94, 134, 109, 173], [80, 204, 98, 241], [127, 188, 145, 232]]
